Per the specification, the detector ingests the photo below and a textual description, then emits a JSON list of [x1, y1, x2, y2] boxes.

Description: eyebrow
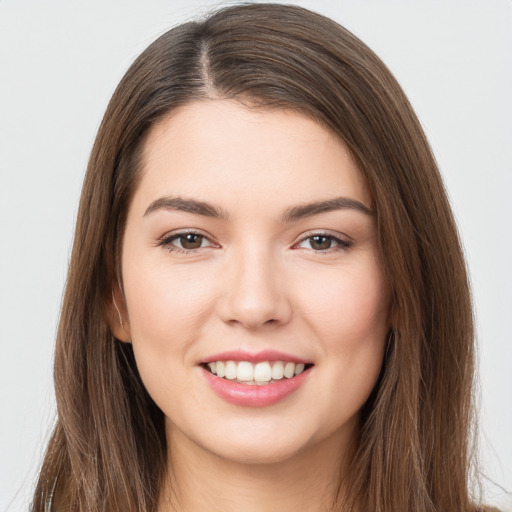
[[281, 197, 373, 222], [143, 195, 373, 221], [144, 196, 228, 219]]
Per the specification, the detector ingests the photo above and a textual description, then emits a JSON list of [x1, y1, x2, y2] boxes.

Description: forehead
[[132, 99, 371, 216]]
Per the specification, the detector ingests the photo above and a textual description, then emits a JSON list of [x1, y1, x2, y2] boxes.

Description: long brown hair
[[32, 4, 481, 511]]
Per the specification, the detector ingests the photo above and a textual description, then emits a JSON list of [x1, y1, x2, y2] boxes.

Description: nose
[[217, 246, 292, 330]]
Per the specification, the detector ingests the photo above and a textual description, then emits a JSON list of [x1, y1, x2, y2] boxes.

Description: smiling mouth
[[202, 360, 313, 385]]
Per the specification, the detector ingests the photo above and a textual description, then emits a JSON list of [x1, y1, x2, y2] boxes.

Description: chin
[[209, 436, 312, 466], [188, 414, 354, 468]]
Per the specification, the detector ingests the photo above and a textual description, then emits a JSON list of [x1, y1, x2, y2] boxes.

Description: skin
[[113, 99, 390, 511]]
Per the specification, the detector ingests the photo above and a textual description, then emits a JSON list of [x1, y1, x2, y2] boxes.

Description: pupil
[[311, 235, 331, 250], [181, 234, 202, 249]]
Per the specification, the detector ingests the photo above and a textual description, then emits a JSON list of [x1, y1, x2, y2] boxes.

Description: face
[[116, 100, 389, 465]]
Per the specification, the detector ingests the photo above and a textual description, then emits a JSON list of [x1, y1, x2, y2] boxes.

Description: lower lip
[[201, 366, 311, 407]]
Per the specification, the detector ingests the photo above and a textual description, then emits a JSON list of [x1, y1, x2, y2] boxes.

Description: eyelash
[[294, 232, 353, 253], [157, 230, 353, 254], [156, 230, 216, 254]]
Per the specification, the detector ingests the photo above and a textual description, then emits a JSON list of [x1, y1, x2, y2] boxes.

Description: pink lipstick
[[199, 350, 313, 407]]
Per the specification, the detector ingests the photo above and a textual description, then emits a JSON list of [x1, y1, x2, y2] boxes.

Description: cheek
[[297, 259, 389, 396], [122, 256, 218, 361], [296, 260, 389, 345], [121, 259, 233, 421], [122, 262, 216, 412]]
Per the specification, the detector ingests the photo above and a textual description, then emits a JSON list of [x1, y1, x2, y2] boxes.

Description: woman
[[32, 4, 488, 511]]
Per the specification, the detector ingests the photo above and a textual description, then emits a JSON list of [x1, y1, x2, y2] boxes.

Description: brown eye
[[296, 233, 352, 252], [158, 231, 216, 253], [178, 233, 204, 249], [309, 235, 333, 251]]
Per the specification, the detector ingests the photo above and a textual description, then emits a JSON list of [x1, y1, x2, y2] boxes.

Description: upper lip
[[200, 349, 311, 365]]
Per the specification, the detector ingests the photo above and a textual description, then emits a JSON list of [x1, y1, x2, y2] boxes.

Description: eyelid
[[292, 230, 353, 251], [156, 228, 219, 251]]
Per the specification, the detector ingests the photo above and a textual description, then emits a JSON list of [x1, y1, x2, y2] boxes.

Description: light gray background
[[1, 1, 511, 510]]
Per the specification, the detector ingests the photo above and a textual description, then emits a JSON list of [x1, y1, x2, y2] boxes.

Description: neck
[[158, 420, 358, 512]]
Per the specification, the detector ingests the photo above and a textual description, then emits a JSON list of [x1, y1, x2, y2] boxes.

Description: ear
[[109, 285, 132, 343]]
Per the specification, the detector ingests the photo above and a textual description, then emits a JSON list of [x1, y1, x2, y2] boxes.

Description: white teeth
[[271, 361, 284, 380], [237, 361, 254, 381], [206, 360, 308, 383], [216, 361, 226, 378], [254, 362, 272, 382], [225, 361, 237, 380], [284, 362, 295, 379]]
